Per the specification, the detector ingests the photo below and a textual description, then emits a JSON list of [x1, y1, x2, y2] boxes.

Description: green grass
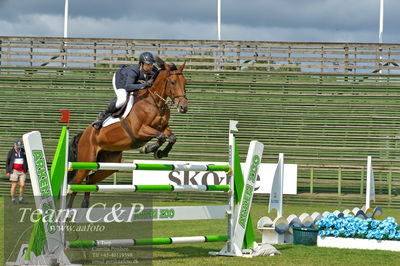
[[2, 197, 400, 265]]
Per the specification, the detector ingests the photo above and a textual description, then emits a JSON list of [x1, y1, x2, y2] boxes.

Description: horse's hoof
[[154, 150, 168, 159], [154, 150, 162, 159], [81, 201, 90, 208], [140, 146, 147, 154]]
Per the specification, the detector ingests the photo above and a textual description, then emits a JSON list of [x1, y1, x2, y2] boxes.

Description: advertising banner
[[132, 160, 297, 194]]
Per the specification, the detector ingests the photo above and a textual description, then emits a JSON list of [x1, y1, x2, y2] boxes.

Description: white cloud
[[67, 16, 218, 40], [0, 14, 63, 36], [222, 24, 376, 43]]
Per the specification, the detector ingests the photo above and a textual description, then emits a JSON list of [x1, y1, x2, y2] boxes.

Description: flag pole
[[64, 0, 69, 38], [378, 0, 384, 74], [217, 0, 221, 40], [379, 0, 384, 44], [63, 0, 69, 68]]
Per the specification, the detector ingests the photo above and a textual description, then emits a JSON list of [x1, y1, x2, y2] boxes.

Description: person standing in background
[[6, 140, 28, 204]]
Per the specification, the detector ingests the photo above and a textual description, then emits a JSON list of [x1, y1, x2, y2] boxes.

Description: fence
[[1, 36, 400, 206], [2, 36, 400, 73]]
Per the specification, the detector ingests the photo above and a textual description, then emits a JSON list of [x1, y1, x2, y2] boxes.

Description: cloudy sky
[[0, 0, 398, 43]]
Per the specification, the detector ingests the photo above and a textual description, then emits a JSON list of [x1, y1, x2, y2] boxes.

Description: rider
[[93, 52, 158, 129]]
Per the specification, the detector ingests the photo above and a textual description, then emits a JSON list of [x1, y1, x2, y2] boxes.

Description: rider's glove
[[143, 79, 154, 88]]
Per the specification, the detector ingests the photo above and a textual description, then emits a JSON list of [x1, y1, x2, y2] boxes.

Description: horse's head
[[165, 62, 188, 114], [150, 57, 188, 114]]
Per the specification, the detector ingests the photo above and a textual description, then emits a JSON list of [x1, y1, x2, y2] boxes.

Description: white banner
[[366, 156, 375, 209], [269, 153, 284, 216], [131, 160, 297, 194]]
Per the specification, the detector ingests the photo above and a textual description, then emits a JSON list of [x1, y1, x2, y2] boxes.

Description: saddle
[[102, 94, 135, 128], [111, 93, 133, 118]]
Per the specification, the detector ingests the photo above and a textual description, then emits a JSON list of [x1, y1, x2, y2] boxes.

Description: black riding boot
[[92, 98, 118, 130]]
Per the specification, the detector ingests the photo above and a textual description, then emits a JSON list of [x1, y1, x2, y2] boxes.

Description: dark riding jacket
[[115, 64, 158, 93], [6, 148, 28, 174]]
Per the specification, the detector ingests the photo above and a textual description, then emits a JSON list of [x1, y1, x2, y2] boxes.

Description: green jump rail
[[68, 184, 230, 192], [68, 162, 231, 172], [67, 235, 229, 248]]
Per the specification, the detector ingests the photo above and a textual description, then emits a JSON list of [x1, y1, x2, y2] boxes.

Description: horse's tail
[[67, 132, 83, 184]]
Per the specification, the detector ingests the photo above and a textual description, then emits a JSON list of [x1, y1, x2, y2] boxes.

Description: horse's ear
[[155, 55, 165, 69], [163, 62, 171, 71], [178, 61, 187, 72]]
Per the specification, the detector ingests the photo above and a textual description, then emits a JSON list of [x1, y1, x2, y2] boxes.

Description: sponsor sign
[[132, 160, 297, 194]]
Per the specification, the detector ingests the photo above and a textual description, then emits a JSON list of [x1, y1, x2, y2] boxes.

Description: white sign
[[131, 160, 297, 194]]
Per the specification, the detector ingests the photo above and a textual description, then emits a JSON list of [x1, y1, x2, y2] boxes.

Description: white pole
[[63, 0, 69, 68], [278, 153, 284, 217], [378, 0, 384, 74], [215, 0, 222, 71], [217, 0, 221, 40], [366, 156, 376, 209], [227, 120, 238, 253], [379, 0, 384, 43], [269, 153, 284, 217], [64, 0, 69, 38], [366, 156, 371, 209]]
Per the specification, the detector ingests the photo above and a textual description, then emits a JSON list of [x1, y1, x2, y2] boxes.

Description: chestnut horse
[[67, 60, 188, 207]]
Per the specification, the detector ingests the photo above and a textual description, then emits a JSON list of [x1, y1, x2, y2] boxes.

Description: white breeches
[[112, 73, 128, 109]]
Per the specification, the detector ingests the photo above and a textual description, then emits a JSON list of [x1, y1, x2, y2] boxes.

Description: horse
[[67, 59, 188, 208]]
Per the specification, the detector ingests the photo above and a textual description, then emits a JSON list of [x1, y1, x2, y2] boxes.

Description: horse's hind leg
[[67, 169, 91, 208], [81, 151, 122, 208], [66, 192, 77, 209], [80, 170, 118, 208]]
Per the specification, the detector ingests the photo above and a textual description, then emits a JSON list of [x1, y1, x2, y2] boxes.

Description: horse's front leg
[[155, 127, 176, 159], [138, 125, 166, 154]]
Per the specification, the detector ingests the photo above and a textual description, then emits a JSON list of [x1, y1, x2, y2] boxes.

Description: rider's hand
[[143, 79, 153, 88]]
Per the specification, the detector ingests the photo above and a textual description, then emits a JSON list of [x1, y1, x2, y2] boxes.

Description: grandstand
[[1, 36, 400, 206]]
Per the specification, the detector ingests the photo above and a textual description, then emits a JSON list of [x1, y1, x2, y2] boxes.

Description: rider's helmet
[[139, 52, 155, 65]]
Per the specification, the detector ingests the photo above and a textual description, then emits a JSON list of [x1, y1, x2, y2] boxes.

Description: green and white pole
[[68, 162, 230, 172], [68, 184, 230, 193], [212, 120, 264, 257], [231, 140, 263, 253], [67, 235, 228, 248], [227, 120, 238, 254]]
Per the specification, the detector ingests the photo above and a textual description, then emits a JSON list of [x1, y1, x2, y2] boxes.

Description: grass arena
[[2, 37, 400, 265]]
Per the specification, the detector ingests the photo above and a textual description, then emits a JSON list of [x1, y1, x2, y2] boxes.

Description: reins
[[141, 71, 186, 111]]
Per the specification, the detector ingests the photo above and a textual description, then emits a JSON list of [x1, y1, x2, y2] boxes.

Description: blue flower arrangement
[[316, 214, 400, 240]]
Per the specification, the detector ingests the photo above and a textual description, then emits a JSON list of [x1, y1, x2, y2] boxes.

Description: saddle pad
[[102, 95, 134, 128]]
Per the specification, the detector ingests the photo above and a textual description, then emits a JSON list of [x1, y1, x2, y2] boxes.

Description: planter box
[[318, 236, 400, 252]]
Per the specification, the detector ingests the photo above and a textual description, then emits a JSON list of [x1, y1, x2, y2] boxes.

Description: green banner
[[233, 137, 256, 249], [50, 126, 68, 198]]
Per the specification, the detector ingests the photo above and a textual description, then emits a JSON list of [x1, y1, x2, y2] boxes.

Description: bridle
[[134, 69, 187, 131], [148, 71, 187, 109]]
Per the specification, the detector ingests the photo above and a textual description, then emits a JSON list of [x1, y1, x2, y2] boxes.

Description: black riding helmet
[[139, 52, 155, 65]]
